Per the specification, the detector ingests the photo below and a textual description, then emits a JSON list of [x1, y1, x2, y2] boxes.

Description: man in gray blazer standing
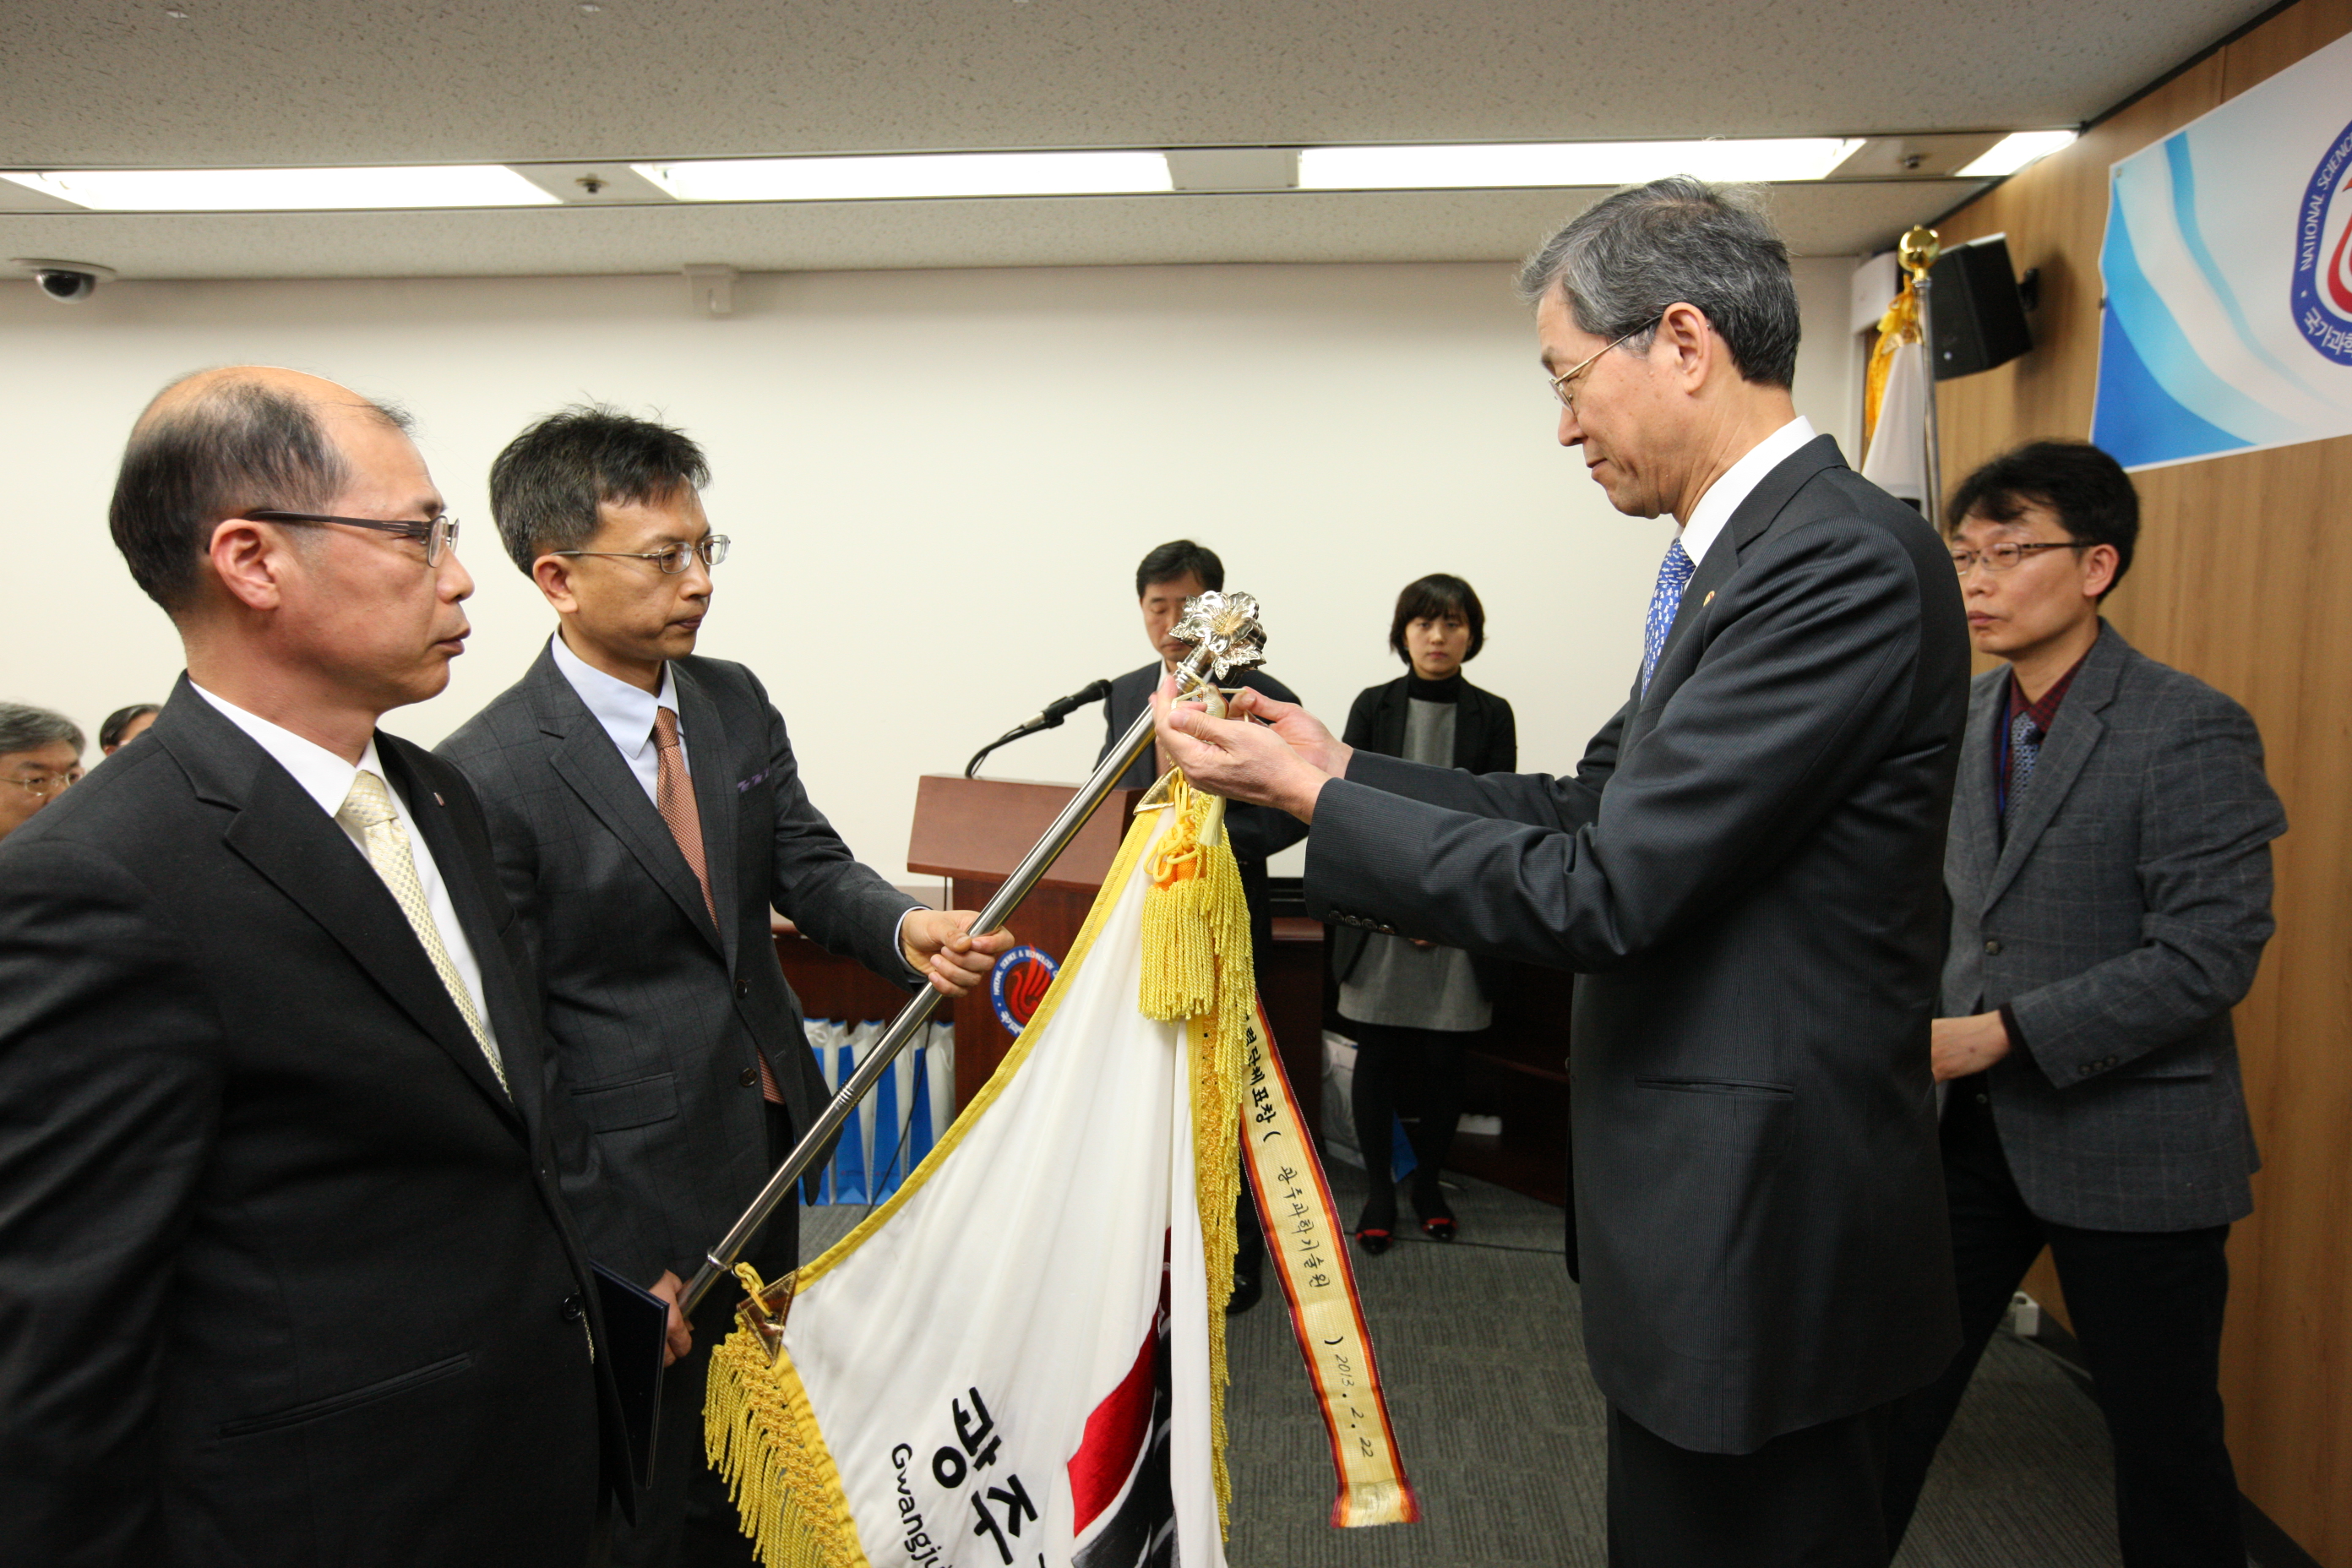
[[438, 406, 1012, 1568], [1158, 177, 1968, 1565], [1882, 442, 2285, 1568]]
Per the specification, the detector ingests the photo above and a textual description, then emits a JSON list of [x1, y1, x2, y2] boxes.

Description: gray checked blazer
[[438, 644, 919, 1285], [1943, 621, 2284, 1233], [1306, 436, 1968, 1454]]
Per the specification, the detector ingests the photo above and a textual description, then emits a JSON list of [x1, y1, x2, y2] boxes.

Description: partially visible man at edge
[[1154, 177, 1969, 1566], [0, 701, 85, 840], [1882, 440, 2286, 1568], [0, 368, 667, 1566]]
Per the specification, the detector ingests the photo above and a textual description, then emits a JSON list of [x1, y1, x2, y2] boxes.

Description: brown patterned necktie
[[652, 706, 782, 1104]]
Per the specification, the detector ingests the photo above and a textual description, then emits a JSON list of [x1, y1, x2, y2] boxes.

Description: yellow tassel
[[704, 1264, 872, 1568], [1137, 776, 1255, 1535]]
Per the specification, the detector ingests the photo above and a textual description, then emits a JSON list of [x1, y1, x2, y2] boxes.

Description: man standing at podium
[[438, 406, 1012, 1568], [1100, 539, 1308, 963]]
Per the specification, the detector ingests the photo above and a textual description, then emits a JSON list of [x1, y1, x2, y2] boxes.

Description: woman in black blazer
[[1334, 574, 1516, 1251]]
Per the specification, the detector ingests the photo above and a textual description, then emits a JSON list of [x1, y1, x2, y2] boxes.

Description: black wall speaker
[[1929, 234, 2034, 380]]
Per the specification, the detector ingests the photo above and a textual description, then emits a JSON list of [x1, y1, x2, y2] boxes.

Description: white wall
[[0, 257, 1856, 879]]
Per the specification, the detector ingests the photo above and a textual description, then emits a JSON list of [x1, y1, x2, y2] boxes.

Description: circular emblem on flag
[[989, 945, 1059, 1034], [2290, 117, 2352, 364]]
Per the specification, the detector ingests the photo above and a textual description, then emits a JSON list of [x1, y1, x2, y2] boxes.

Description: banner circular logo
[[2290, 117, 2352, 364], [989, 945, 1059, 1033]]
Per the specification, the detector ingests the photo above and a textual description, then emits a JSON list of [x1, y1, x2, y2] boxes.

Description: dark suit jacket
[[1331, 674, 1516, 988], [1306, 436, 1968, 1453], [0, 678, 613, 1567], [1943, 622, 2283, 1232], [438, 645, 919, 1286]]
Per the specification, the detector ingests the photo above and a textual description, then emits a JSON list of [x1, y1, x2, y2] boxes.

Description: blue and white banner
[[2093, 28, 2352, 471]]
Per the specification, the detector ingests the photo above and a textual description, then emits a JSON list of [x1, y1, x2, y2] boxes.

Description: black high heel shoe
[[1355, 1191, 1397, 1255], [1413, 1182, 1457, 1243]]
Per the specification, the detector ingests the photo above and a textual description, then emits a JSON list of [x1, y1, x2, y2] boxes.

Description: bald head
[[110, 366, 412, 614]]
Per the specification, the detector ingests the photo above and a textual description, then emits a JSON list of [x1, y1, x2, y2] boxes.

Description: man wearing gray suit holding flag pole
[[1157, 177, 1971, 1566]]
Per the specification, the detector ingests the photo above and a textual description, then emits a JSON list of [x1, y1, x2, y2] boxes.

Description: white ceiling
[[0, 0, 2270, 280]]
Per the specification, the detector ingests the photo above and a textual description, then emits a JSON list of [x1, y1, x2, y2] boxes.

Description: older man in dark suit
[[1882, 442, 2285, 1568], [0, 368, 635, 1565], [1158, 177, 1969, 1566], [438, 406, 1010, 1568]]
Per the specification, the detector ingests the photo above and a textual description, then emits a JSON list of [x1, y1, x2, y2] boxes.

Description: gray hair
[[1516, 176, 1801, 389], [0, 702, 86, 760]]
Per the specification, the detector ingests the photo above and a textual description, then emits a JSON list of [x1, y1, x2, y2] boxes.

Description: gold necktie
[[337, 770, 509, 1096]]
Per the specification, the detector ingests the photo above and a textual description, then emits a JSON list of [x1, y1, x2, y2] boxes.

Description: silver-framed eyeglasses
[[247, 509, 459, 566], [1949, 541, 2090, 575], [3, 769, 81, 801], [549, 536, 731, 574], [1549, 317, 1662, 412]]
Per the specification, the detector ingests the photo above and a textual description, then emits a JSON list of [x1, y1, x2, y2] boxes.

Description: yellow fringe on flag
[[705, 1263, 871, 1568], [1863, 274, 1920, 455], [1136, 774, 1255, 1536]]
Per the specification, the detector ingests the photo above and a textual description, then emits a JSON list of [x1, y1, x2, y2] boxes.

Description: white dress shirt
[[1679, 415, 1818, 568], [192, 682, 499, 1053], [549, 630, 683, 807]]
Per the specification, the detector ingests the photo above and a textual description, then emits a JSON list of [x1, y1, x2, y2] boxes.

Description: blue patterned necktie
[[2006, 709, 2041, 814], [1641, 536, 1697, 694]]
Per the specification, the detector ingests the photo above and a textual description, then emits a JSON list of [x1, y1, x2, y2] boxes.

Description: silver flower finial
[[1170, 591, 1266, 683]]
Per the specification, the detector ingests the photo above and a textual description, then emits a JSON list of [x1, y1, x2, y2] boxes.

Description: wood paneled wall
[[1929, 1, 2352, 1554]]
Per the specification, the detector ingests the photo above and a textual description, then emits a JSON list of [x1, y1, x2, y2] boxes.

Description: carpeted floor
[[805, 1164, 2148, 1567]]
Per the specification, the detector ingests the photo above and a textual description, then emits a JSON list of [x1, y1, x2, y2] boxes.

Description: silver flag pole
[[683, 592, 1266, 1314]]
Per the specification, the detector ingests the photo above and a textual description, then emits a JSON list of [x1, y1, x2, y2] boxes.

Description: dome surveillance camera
[[11, 259, 117, 303]]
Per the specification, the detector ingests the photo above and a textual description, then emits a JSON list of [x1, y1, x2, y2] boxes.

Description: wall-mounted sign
[[2093, 29, 2352, 470]]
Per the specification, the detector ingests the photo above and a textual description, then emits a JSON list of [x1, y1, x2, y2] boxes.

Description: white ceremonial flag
[[705, 786, 1414, 1568], [1862, 331, 1928, 503]]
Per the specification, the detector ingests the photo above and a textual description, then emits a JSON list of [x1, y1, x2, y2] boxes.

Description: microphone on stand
[[964, 678, 1115, 778]]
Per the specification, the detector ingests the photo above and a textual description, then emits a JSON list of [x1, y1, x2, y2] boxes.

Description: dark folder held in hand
[[592, 1261, 670, 1494]]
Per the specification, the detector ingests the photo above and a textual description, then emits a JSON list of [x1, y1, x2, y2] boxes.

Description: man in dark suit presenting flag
[[1157, 177, 1971, 1566]]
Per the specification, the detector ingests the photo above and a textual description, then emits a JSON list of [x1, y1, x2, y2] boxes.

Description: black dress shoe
[[1226, 1262, 1264, 1315]]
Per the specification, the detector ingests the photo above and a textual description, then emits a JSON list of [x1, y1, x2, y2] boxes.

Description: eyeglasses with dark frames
[[246, 509, 459, 566], [548, 536, 732, 575], [1949, 541, 2091, 575], [1549, 317, 1663, 412]]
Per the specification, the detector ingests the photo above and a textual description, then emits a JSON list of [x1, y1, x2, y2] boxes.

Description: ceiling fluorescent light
[[0, 166, 558, 212], [634, 151, 1173, 202], [1298, 138, 1865, 190], [1955, 131, 2078, 178]]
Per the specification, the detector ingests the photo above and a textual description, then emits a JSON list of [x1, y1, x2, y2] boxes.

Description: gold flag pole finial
[[1898, 225, 1942, 279]]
